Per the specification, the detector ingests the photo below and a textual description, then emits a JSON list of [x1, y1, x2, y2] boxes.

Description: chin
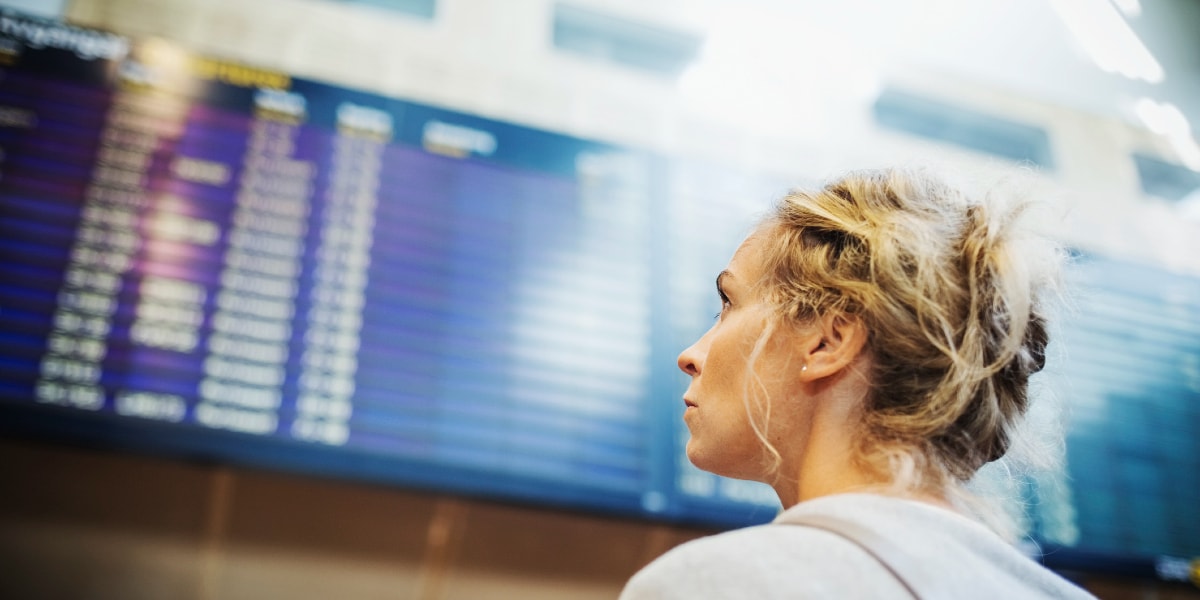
[[684, 440, 717, 473], [686, 444, 739, 480], [684, 439, 702, 466], [686, 441, 759, 481]]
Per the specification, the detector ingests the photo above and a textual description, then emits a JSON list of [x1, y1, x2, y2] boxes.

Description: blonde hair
[[752, 168, 1061, 500]]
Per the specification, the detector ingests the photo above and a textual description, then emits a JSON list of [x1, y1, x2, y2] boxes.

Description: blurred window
[[1132, 152, 1200, 202], [552, 3, 702, 78], [0, 1, 68, 18], [872, 87, 1056, 169], [338, 0, 436, 20]]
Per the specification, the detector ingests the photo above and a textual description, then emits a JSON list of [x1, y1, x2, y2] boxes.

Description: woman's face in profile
[[677, 232, 809, 482]]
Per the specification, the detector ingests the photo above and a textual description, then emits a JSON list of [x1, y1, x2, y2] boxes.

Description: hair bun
[[763, 167, 1062, 485]]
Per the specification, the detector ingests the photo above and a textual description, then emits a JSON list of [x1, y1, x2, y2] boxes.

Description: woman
[[621, 169, 1095, 599]]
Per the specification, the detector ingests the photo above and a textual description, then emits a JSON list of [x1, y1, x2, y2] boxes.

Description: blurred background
[[0, 0, 1197, 598]]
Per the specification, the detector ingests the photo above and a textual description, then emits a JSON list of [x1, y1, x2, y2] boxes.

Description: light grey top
[[620, 493, 1096, 599]]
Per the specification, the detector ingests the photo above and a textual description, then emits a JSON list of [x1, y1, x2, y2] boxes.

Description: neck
[[767, 367, 892, 508], [770, 425, 881, 508], [769, 420, 956, 511], [766, 355, 955, 510]]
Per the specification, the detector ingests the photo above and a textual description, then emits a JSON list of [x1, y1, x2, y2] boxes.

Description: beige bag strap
[[780, 512, 948, 600]]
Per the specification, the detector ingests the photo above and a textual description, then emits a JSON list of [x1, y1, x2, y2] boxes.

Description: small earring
[[801, 363, 808, 373]]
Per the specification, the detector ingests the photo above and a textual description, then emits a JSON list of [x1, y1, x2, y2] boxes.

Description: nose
[[677, 337, 703, 376]]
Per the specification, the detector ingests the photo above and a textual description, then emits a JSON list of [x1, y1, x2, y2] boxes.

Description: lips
[[684, 398, 697, 408]]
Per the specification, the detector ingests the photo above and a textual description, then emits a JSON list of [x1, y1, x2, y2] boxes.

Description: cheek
[[712, 317, 769, 379], [724, 320, 805, 421], [752, 368, 802, 428], [703, 333, 751, 393]]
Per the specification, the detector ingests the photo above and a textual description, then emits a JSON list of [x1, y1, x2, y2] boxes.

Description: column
[[293, 102, 389, 445], [36, 73, 187, 412], [195, 88, 313, 436]]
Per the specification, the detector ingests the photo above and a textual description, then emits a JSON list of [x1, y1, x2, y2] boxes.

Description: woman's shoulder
[[620, 494, 1097, 600], [645, 517, 873, 567], [620, 519, 905, 599], [646, 516, 871, 564]]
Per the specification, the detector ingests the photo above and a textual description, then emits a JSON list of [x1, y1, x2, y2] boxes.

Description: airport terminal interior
[[0, 0, 1198, 598]]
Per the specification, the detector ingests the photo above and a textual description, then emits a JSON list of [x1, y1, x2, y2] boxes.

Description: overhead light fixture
[[1049, 0, 1162, 83], [1134, 98, 1200, 171]]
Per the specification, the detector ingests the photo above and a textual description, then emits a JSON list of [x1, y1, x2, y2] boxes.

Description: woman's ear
[[799, 313, 868, 380]]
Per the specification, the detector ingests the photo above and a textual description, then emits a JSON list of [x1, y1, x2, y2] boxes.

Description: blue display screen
[[0, 13, 777, 526]]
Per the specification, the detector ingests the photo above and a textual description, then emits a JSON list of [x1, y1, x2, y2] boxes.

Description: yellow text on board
[[192, 57, 290, 91]]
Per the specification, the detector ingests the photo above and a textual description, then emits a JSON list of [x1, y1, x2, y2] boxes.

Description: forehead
[[726, 231, 769, 284]]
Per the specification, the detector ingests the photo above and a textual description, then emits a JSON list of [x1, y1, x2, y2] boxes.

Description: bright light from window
[[1178, 189, 1200, 221], [1109, 0, 1142, 18], [677, 9, 879, 140], [1050, 0, 1162, 83], [1134, 98, 1200, 170]]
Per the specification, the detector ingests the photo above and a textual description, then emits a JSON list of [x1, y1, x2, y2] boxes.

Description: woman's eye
[[714, 297, 731, 321], [714, 273, 731, 321]]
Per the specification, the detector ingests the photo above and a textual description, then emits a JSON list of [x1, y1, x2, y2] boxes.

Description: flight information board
[[0, 14, 667, 515], [0, 11, 1196, 579], [0, 10, 791, 527], [1054, 257, 1200, 560]]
